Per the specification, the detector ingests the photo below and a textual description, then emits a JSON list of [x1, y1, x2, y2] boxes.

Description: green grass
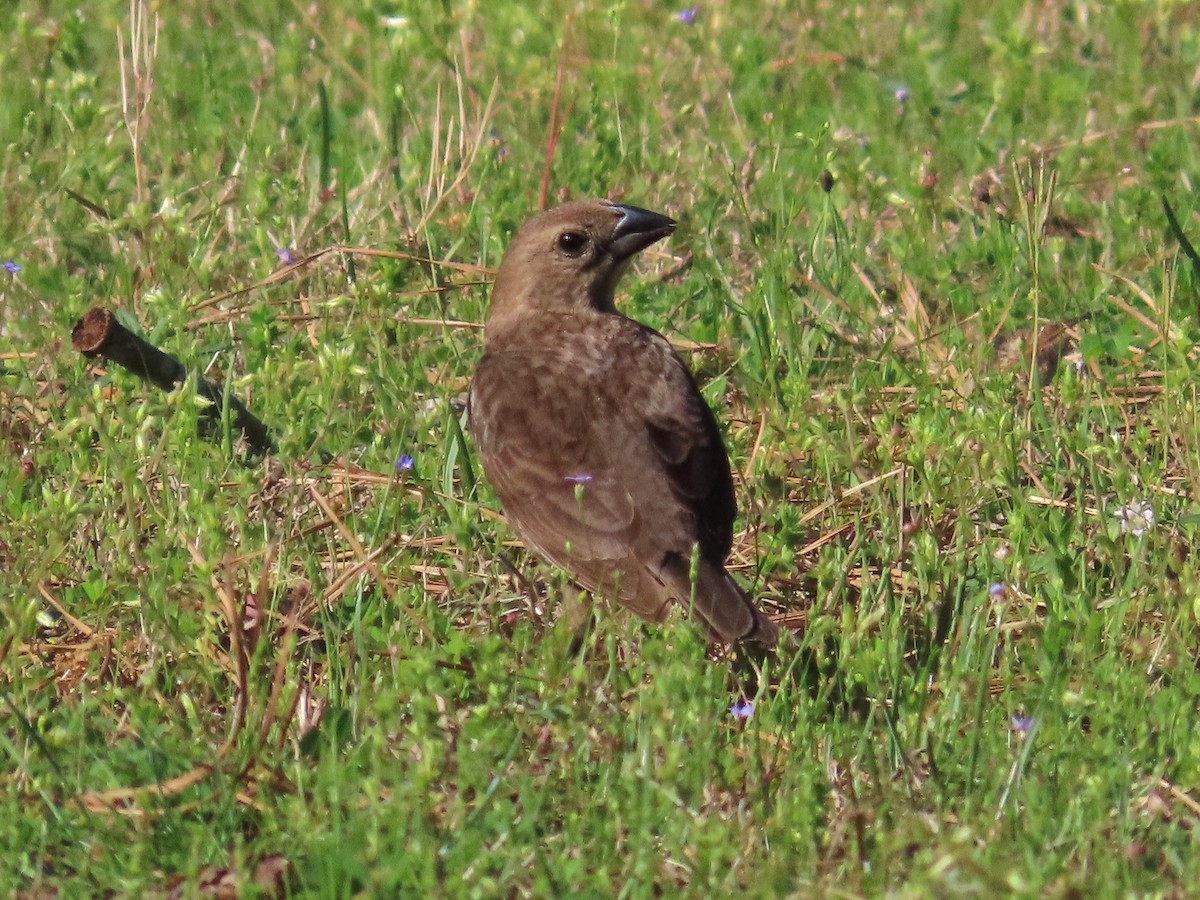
[[4, 0, 1200, 895]]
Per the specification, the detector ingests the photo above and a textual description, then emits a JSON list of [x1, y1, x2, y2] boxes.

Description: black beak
[[608, 203, 676, 260]]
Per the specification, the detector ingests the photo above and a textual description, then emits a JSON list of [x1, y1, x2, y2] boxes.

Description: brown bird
[[468, 199, 778, 646]]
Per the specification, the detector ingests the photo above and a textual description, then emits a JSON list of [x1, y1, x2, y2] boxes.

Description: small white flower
[[1114, 499, 1155, 537]]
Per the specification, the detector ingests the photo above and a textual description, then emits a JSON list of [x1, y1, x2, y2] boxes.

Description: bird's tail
[[661, 554, 779, 647]]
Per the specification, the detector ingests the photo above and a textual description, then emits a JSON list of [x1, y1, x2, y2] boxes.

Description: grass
[[4, 0, 1200, 895]]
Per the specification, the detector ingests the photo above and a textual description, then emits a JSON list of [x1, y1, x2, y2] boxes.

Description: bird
[[468, 199, 778, 646]]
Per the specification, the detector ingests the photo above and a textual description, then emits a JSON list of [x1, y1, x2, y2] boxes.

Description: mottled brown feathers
[[468, 199, 778, 646]]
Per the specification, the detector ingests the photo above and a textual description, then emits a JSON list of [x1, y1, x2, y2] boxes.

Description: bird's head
[[486, 199, 675, 332]]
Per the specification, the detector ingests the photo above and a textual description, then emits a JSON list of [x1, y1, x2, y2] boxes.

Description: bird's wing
[[624, 325, 737, 562], [618, 329, 780, 643]]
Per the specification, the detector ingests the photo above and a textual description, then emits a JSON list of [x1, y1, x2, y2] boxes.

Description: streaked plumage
[[468, 199, 777, 646]]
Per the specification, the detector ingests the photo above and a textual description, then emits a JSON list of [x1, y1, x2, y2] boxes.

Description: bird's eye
[[556, 231, 588, 256]]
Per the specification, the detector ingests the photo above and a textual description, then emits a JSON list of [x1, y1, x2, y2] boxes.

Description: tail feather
[[659, 554, 779, 646]]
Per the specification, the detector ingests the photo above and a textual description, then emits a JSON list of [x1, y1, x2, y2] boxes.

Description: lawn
[[4, 0, 1200, 895]]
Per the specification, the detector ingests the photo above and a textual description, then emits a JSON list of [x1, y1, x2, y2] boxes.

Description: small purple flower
[[2, 261, 20, 274], [563, 473, 593, 484], [395, 453, 414, 472], [275, 246, 295, 265], [894, 86, 910, 104], [989, 582, 1005, 598], [729, 699, 754, 720], [676, 7, 699, 24], [1010, 714, 1035, 734]]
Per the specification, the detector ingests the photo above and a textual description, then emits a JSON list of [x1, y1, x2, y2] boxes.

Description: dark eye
[[556, 231, 588, 256]]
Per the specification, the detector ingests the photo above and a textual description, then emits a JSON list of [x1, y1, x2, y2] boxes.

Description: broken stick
[[71, 306, 275, 456]]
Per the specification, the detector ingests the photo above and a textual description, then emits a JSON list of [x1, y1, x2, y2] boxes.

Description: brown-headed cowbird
[[468, 199, 778, 646]]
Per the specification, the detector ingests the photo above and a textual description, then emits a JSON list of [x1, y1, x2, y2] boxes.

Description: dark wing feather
[[635, 337, 737, 561], [625, 328, 777, 644]]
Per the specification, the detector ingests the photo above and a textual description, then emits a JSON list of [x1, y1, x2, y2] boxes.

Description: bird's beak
[[608, 204, 676, 261]]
